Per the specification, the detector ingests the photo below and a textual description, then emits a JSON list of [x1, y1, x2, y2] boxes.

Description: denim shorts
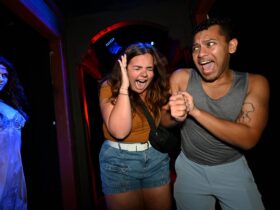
[[99, 140, 170, 195]]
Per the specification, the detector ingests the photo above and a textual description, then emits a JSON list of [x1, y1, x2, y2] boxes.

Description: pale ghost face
[[127, 53, 155, 95], [0, 64, 9, 91]]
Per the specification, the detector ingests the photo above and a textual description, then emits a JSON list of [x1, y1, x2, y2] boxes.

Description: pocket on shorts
[[99, 143, 129, 175]]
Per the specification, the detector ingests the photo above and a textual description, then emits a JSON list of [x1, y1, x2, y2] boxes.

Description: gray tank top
[[181, 69, 248, 165]]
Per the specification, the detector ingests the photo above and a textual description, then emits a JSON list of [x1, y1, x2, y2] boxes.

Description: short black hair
[[192, 17, 235, 42]]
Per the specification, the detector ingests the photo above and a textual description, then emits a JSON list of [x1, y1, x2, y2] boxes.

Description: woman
[[99, 42, 172, 210], [0, 56, 28, 209]]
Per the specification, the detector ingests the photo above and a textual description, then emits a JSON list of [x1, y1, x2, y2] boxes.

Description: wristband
[[119, 87, 128, 95], [119, 92, 128, 95]]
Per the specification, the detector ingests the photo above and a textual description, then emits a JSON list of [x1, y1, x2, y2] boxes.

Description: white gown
[[0, 104, 27, 210]]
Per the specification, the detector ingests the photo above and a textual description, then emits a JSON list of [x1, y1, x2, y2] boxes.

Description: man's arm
[[161, 68, 190, 127]]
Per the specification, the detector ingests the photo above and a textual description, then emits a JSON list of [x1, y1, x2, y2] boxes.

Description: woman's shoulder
[[100, 80, 109, 87], [99, 80, 113, 100], [100, 79, 112, 90]]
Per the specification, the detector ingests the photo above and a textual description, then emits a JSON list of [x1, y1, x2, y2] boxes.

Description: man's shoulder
[[248, 72, 268, 83], [170, 68, 192, 92], [171, 68, 191, 78], [247, 73, 270, 95]]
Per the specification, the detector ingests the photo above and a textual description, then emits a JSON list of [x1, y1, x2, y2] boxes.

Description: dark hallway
[[0, 0, 278, 209]]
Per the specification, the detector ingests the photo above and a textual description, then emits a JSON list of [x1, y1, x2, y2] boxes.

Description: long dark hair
[[0, 56, 28, 120], [104, 42, 170, 121]]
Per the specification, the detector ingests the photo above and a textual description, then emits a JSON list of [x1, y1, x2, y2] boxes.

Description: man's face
[[192, 25, 233, 82]]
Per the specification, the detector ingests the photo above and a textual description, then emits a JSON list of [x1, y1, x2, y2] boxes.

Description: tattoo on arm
[[237, 102, 255, 124]]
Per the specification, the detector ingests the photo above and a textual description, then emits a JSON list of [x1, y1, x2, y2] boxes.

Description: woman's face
[[127, 53, 154, 95], [0, 64, 8, 91]]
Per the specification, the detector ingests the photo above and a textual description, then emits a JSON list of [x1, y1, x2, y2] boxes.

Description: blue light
[[106, 38, 122, 55]]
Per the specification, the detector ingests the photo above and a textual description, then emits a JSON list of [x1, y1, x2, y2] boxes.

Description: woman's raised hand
[[118, 54, 129, 90]]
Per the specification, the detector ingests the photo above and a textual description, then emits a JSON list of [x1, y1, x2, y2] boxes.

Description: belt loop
[[118, 142, 121, 150]]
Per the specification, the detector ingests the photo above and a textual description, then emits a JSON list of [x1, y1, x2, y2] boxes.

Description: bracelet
[[119, 87, 128, 95], [119, 92, 128, 95]]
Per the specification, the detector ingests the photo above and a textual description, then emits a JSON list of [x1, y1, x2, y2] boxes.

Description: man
[[161, 17, 269, 210]]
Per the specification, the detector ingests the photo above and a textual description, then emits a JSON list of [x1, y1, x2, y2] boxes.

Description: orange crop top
[[99, 82, 151, 143]]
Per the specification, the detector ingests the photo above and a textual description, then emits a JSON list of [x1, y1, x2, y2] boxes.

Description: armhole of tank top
[[186, 69, 194, 91]]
